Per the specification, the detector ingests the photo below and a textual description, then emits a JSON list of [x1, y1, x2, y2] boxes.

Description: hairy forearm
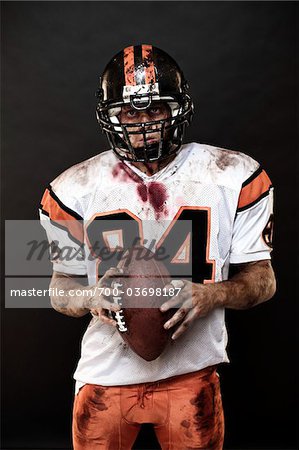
[[49, 272, 90, 318], [212, 260, 276, 310]]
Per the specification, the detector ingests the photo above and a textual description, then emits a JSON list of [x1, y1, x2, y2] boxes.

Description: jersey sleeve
[[229, 167, 274, 264], [39, 185, 87, 275]]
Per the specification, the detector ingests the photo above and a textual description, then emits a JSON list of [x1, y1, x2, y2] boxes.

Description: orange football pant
[[72, 366, 224, 450]]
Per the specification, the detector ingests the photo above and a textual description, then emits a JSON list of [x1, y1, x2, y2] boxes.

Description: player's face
[[118, 103, 170, 149]]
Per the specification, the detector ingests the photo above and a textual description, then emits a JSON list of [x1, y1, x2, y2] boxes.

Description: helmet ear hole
[[96, 44, 194, 162]]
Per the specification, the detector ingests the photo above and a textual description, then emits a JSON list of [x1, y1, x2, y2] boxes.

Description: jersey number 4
[[86, 206, 215, 283]]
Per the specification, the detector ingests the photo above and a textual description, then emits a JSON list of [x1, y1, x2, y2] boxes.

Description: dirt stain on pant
[[190, 379, 224, 450], [181, 419, 193, 438], [90, 387, 108, 411]]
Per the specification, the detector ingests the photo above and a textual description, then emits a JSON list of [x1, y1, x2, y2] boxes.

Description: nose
[[138, 111, 151, 123]]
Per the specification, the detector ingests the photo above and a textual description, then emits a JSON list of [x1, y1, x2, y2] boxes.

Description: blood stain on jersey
[[137, 183, 148, 202], [148, 182, 168, 219], [113, 162, 168, 219], [112, 162, 142, 184], [137, 182, 168, 219]]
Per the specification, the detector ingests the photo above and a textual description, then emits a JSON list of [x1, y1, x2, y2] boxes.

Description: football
[[111, 246, 175, 361]]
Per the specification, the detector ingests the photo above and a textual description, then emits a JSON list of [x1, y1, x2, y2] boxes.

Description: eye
[[126, 109, 138, 118], [149, 107, 161, 115]]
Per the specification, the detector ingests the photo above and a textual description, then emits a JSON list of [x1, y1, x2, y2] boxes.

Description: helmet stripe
[[133, 45, 144, 85], [142, 44, 156, 85], [123, 46, 136, 86]]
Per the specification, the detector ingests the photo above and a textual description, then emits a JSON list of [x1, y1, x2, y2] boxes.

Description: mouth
[[135, 138, 159, 147]]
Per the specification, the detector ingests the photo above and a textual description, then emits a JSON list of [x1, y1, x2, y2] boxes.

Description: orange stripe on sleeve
[[123, 46, 136, 86], [41, 188, 84, 243], [238, 169, 272, 210], [142, 44, 156, 85]]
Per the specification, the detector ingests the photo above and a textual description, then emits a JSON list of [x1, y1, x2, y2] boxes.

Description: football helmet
[[96, 44, 194, 162]]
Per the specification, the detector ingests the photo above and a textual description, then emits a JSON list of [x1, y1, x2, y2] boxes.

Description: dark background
[[1, 2, 297, 449]]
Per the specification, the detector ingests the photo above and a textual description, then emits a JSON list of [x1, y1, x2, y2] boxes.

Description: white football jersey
[[40, 142, 273, 390]]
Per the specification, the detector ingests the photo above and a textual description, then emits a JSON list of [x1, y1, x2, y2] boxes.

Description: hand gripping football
[[111, 246, 175, 361]]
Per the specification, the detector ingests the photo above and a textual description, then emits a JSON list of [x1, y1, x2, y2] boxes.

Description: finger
[[171, 319, 190, 340], [160, 287, 191, 312], [170, 279, 185, 289], [103, 298, 121, 311], [91, 298, 121, 312], [163, 301, 192, 330], [170, 308, 199, 340], [99, 267, 123, 286], [98, 309, 118, 327], [163, 279, 185, 295], [106, 267, 124, 277], [160, 295, 183, 311]]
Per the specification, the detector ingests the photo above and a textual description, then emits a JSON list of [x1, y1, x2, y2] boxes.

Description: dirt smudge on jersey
[[119, 342, 128, 350], [215, 149, 239, 170], [73, 161, 92, 185], [170, 165, 178, 176], [53, 160, 93, 189]]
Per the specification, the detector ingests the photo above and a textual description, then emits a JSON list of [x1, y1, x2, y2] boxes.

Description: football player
[[40, 45, 276, 450]]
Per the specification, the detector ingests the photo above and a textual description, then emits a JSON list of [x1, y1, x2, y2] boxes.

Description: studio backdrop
[[2, 2, 297, 449]]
